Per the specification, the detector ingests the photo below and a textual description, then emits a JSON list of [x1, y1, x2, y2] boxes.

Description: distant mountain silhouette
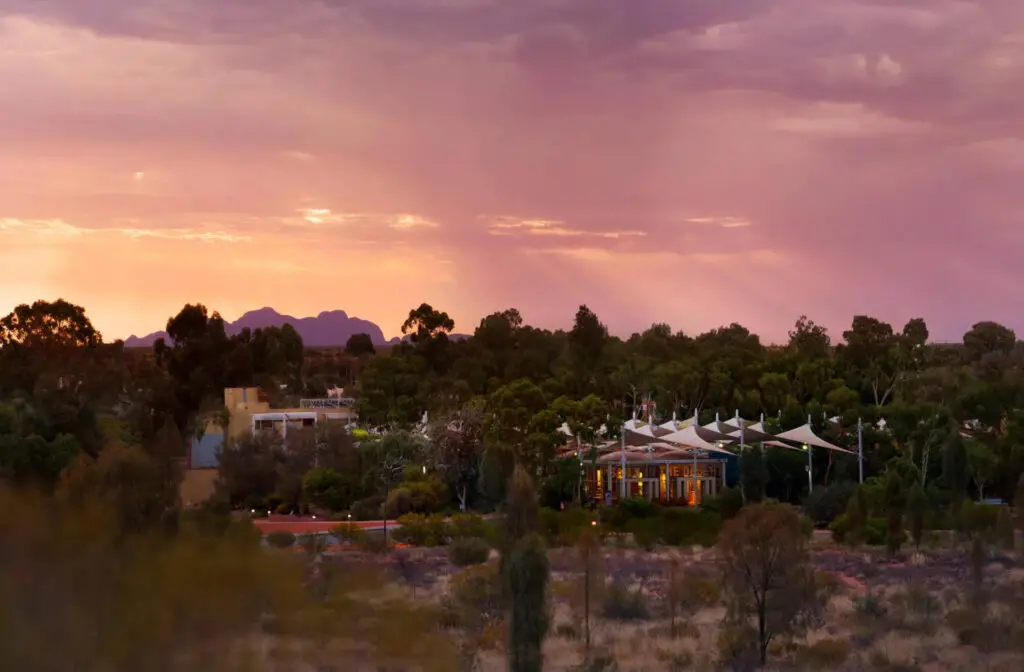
[[124, 307, 469, 348]]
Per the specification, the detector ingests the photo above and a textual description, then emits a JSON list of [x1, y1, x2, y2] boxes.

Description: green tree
[[344, 332, 376, 357], [883, 470, 906, 559], [943, 429, 970, 528], [907, 480, 928, 549], [302, 467, 348, 512], [718, 503, 823, 667], [485, 379, 559, 480], [428, 405, 484, 511], [568, 305, 609, 394], [503, 466, 549, 672]]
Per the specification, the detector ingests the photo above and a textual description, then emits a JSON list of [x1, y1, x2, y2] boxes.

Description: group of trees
[[2, 298, 1023, 519], [355, 304, 1024, 509]]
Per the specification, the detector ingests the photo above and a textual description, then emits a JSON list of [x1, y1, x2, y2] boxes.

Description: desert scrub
[[600, 581, 649, 621], [449, 536, 491, 567], [393, 512, 451, 546]]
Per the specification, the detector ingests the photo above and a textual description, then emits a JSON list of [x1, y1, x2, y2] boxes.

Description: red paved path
[[252, 516, 395, 535], [251, 513, 499, 536]]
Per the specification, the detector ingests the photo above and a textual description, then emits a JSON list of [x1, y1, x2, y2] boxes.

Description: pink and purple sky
[[1, 0, 1022, 343]]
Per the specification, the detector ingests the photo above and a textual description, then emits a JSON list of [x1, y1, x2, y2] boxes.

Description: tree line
[[1, 298, 1022, 510]]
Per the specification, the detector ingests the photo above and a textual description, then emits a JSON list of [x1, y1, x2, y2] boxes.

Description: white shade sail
[[659, 417, 694, 432], [775, 424, 854, 454], [762, 439, 807, 452], [696, 423, 738, 443], [661, 425, 736, 455], [728, 425, 778, 443]]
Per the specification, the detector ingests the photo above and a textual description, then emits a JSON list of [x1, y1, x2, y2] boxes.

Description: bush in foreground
[[450, 536, 492, 567], [0, 486, 458, 671]]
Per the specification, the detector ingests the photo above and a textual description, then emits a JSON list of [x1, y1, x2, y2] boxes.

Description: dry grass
[[402, 538, 1024, 671]]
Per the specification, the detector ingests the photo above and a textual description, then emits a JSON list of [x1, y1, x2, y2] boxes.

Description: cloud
[[684, 217, 753, 229], [0, 218, 250, 242], [0, 0, 1023, 342], [485, 216, 646, 239]]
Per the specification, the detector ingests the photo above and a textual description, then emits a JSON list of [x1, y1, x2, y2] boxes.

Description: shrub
[[961, 500, 1001, 538], [602, 497, 658, 531], [540, 507, 595, 546], [350, 496, 383, 521], [385, 487, 414, 518], [445, 562, 504, 628], [619, 496, 659, 520], [830, 514, 887, 545], [797, 638, 850, 667], [449, 512, 488, 540], [393, 513, 450, 546], [703, 487, 744, 520], [506, 532, 550, 672], [332, 522, 369, 546], [802, 482, 857, 527], [450, 536, 491, 567], [799, 514, 814, 539], [539, 507, 562, 545], [627, 517, 659, 550], [601, 582, 649, 621], [265, 530, 296, 549], [659, 508, 722, 547], [994, 506, 1014, 549]]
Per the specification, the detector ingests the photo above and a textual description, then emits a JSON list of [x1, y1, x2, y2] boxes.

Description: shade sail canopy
[[720, 416, 754, 430], [728, 425, 777, 443], [661, 425, 734, 453], [597, 443, 732, 462], [775, 424, 854, 453], [624, 430, 657, 446], [696, 423, 738, 443], [762, 439, 806, 452], [659, 417, 694, 432]]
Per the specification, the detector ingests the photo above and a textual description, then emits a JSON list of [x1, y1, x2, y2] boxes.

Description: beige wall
[[208, 388, 358, 440]]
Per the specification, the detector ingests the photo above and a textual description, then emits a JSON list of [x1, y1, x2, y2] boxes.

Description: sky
[[1, 0, 1023, 344]]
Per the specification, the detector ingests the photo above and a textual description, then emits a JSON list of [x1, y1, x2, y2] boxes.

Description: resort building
[[560, 412, 853, 506], [187, 387, 358, 468], [561, 419, 734, 506]]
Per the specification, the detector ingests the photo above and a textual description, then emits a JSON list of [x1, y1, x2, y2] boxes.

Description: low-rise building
[[187, 387, 357, 468]]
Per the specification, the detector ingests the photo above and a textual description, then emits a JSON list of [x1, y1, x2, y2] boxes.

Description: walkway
[[252, 515, 396, 535], [251, 513, 500, 536]]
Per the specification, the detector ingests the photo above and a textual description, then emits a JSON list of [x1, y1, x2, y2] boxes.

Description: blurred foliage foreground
[[0, 488, 457, 672]]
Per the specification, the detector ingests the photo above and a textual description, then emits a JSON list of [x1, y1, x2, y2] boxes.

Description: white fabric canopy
[[661, 425, 736, 455], [696, 422, 738, 443], [775, 424, 854, 453], [762, 439, 807, 452], [720, 416, 754, 430], [728, 425, 777, 443], [659, 417, 694, 432]]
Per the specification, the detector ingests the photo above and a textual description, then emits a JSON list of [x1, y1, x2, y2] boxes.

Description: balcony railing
[[299, 398, 355, 409]]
